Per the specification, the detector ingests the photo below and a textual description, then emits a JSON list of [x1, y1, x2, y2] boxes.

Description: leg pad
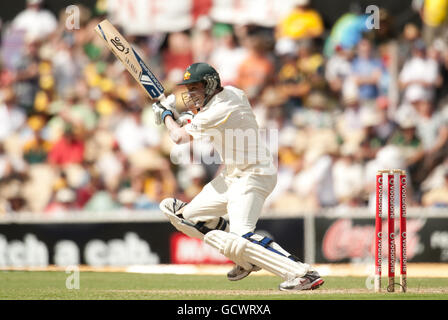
[[204, 230, 309, 280]]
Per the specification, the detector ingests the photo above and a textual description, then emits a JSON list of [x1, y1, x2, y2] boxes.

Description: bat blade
[[95, 20, 165, 100]]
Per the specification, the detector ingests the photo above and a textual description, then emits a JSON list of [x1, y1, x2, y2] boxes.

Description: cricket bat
[[94, 19, 165, 101]]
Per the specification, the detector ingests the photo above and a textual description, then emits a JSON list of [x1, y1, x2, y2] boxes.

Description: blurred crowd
[[1, 0, 448, 215]]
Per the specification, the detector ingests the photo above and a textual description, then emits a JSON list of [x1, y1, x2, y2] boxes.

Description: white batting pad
[[160, 199, 205, 240], [204, 230, 309, 280]]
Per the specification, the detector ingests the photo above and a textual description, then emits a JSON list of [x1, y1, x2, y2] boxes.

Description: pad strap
[[195, 217, 228, 234], [243, 232, 298, 261]]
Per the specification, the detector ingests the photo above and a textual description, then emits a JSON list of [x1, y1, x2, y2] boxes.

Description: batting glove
[[152, 94, 179, 125], [176, 111, 194, 126]]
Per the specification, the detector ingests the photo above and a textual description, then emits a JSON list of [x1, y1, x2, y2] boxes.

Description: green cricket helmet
[[178, 63, 222, 110]]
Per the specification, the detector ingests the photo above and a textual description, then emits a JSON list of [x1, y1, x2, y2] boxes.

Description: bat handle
[[157, 94, 167, 102]]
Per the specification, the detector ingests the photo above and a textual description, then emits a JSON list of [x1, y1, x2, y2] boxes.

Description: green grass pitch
[[0, 271, 447, 300]]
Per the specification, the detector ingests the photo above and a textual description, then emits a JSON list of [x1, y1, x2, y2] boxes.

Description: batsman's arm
[[164, 116, 192, 144]]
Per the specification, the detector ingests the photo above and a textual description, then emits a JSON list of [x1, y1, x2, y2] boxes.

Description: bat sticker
[[111, 37, 129, 54]]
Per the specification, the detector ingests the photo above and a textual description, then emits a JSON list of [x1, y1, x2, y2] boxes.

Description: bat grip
[[157, 94, 167, 102]]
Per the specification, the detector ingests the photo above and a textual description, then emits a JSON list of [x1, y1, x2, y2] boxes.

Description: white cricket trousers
[[182, 172, 277, 236]]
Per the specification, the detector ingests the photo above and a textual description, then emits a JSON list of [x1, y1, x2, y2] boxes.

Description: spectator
[[179, 164, 207, 201], [415, 0, 448, 45], [350, 38, 383, 103], [358, 107, 386, 161], [83, 177, 120, 212], [11, 0, 57, 43], [397, 23, 421, 68], [276, 0, 324, 41], [51, 37, 83, 101], [117, 166, 160, 210], [130, 172, 160, 210], [323, 8, 368, 57], [291, 143, 339, 210], [209, 23, 247, 87], [12, 38, 40, 113], [44, 188, 77, 214], [265, 126, 303, 211], [252, 85, 288, 130], [117, 188, 139, 210], [191, 15, 215, 63], [94, 140, 125, 190], [162, 31, 194, 83], [325, 45, 354, 96], [55, 89, 98, 133], [22, 115, 50, 164], [332, 143, 365, 206], [372, 97, 398, 145], [0, 87, 26, 142], [114, 105, 161, 156], [293, 91, 335, 130], [0, 176, 29, 213], [275, 38, 311, 117], [74, 170, 96, 209], [276, 39, 325, 117], [428, 39, 448, 104], [409, 96, 448, 190], [395, 85, 427, 127], [142, 159, 177, 204], [335, 87, 368, 148], [236, 34, 274, 103], [422, 169, 448, 207], [296, 39, 325, 90], [415, 98, 448, 154], [399, 39, 440, 104], [388, 115, 424, 168], [48, 125, 85, 166]]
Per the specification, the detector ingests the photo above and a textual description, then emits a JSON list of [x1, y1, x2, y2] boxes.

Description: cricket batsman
[[152, 62, 324, 291]]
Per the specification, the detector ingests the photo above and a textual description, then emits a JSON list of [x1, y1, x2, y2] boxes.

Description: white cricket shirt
[[184, 86, 277, 177]]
